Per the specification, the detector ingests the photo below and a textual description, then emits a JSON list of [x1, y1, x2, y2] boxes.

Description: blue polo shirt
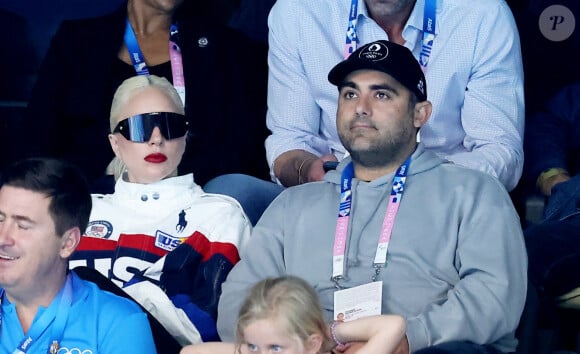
[[0, 271, 156, 353]]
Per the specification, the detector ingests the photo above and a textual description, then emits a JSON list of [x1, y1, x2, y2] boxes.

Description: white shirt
[[265, 0, 524, 190]]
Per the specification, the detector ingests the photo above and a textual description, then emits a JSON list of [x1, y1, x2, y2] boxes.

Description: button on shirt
[[265, 0, 524, 190]]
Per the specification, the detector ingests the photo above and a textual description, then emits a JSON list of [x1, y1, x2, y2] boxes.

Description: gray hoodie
[[217, 144, 527, 352]]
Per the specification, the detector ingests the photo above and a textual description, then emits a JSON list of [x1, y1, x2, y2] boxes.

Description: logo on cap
[[359, 42, 389, 61], [417, 79, 425, 95]]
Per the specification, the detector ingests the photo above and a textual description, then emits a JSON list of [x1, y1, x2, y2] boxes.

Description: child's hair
[[235, 276, 331, 352]]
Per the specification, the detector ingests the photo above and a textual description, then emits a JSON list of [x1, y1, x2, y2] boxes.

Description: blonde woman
[[181, 276, 405, 354], [69, 75, 251, 347]]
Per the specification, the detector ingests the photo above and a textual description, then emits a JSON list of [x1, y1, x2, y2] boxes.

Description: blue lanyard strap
[[338, 163, 355, 216], [344, 0, 437, 68], [0, 273, 73, 354], [343, 0, 360, 59], [418, 0, 436, 68], [124, 19, 150, 76]]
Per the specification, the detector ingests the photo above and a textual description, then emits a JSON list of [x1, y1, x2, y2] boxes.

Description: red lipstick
[[144, 153, 167, 163]]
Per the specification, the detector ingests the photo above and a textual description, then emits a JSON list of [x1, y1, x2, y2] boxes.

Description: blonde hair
[[235, 276, 331, 353], [108, 75, 185, 179]]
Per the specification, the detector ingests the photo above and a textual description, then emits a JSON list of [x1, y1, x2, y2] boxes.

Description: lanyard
[[0, 273, 73, 354], [332, 157, 411, 283], [343, 0, 437, 69], [343, 0, 360, 59], [418, 0, 436, 68], [124, 19, 186, 104]]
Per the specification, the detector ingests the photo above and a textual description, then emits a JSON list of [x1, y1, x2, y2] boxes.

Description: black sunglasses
[[113, 112, 189, 142]]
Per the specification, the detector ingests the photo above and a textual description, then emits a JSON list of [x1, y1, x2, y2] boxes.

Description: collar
[[360, 0, 439, 47], [326, 144, 431, 186], [407, 0, 429, 32], [359, 0, 429, 30], [111, 173, 202, 203]]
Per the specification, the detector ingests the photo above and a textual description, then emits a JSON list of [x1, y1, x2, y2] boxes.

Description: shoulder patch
[[85, 220, 113, 239], [155, 230, 186, 252]]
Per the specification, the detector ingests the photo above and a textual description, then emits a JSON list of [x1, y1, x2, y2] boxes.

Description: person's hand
[[540, 172, 570, 196], [392, 336, 409, 354], [275, 150, 338, 187], [302, 154, 338, 183]]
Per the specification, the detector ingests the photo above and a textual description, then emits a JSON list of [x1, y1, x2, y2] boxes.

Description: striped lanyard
[[124, 19, 186, 104], [332, 157, 411, 284], [0, 273, 73, 354], [343, 0, 437, 70]]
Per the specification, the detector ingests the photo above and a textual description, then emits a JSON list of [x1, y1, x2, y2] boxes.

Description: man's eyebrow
[[0, 211, 35, 225], [338, 81, 400, 95], [14, 215, 34, 222], [369, 83, 399, 95], [8, 214, 35, 224], [338, 81, 357, 91]]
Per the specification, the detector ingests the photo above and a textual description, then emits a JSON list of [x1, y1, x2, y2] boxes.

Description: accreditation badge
[[333, 281, 382, 321]]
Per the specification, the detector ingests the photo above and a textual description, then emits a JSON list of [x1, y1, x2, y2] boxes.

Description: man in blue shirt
[[266, 0, 524, 191], [206, 0, 525, 225], [0, 158, 156, 353]]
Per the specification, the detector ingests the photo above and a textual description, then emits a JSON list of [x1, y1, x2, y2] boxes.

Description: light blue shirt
[[265, 0, 524, 191], [0, 271, 156, 354]]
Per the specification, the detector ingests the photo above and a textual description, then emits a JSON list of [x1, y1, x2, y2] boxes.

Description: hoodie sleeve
[[404, 176, 527, 353]]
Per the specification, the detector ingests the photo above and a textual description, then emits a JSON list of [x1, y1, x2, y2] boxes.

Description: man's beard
[[347, 137, 413, 168], [339, 115, 416, 169]]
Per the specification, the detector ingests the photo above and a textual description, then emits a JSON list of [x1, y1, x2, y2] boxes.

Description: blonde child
[[180, 276, 405, 354]]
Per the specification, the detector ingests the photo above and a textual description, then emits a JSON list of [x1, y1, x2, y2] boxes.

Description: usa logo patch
[[85, 220, 113, 239], [155, 230, 186, 252]]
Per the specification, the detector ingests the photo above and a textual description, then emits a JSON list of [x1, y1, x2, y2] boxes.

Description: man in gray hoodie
[[217, 40, 527, 354]]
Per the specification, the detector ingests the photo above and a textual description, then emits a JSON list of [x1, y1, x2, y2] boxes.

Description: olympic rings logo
[[57, 347, 93, 354]]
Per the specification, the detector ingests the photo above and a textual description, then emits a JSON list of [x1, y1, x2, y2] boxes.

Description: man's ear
[[60, 227, 81, 259], [304, 333, 323, 354], [413, 100, 432, 128]]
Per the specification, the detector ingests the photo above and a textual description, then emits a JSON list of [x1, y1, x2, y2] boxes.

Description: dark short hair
[[0, 158, 92, 236]]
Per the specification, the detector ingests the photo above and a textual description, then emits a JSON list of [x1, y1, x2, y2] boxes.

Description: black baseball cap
[[328, 40, 427, 102]]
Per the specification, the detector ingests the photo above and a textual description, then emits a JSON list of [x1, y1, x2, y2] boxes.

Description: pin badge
[[49, 341, 59, 354], [198, 37, 209, 47]]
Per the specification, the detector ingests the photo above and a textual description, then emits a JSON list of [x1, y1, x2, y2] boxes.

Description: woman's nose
[[148, 127, 164, 145]]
